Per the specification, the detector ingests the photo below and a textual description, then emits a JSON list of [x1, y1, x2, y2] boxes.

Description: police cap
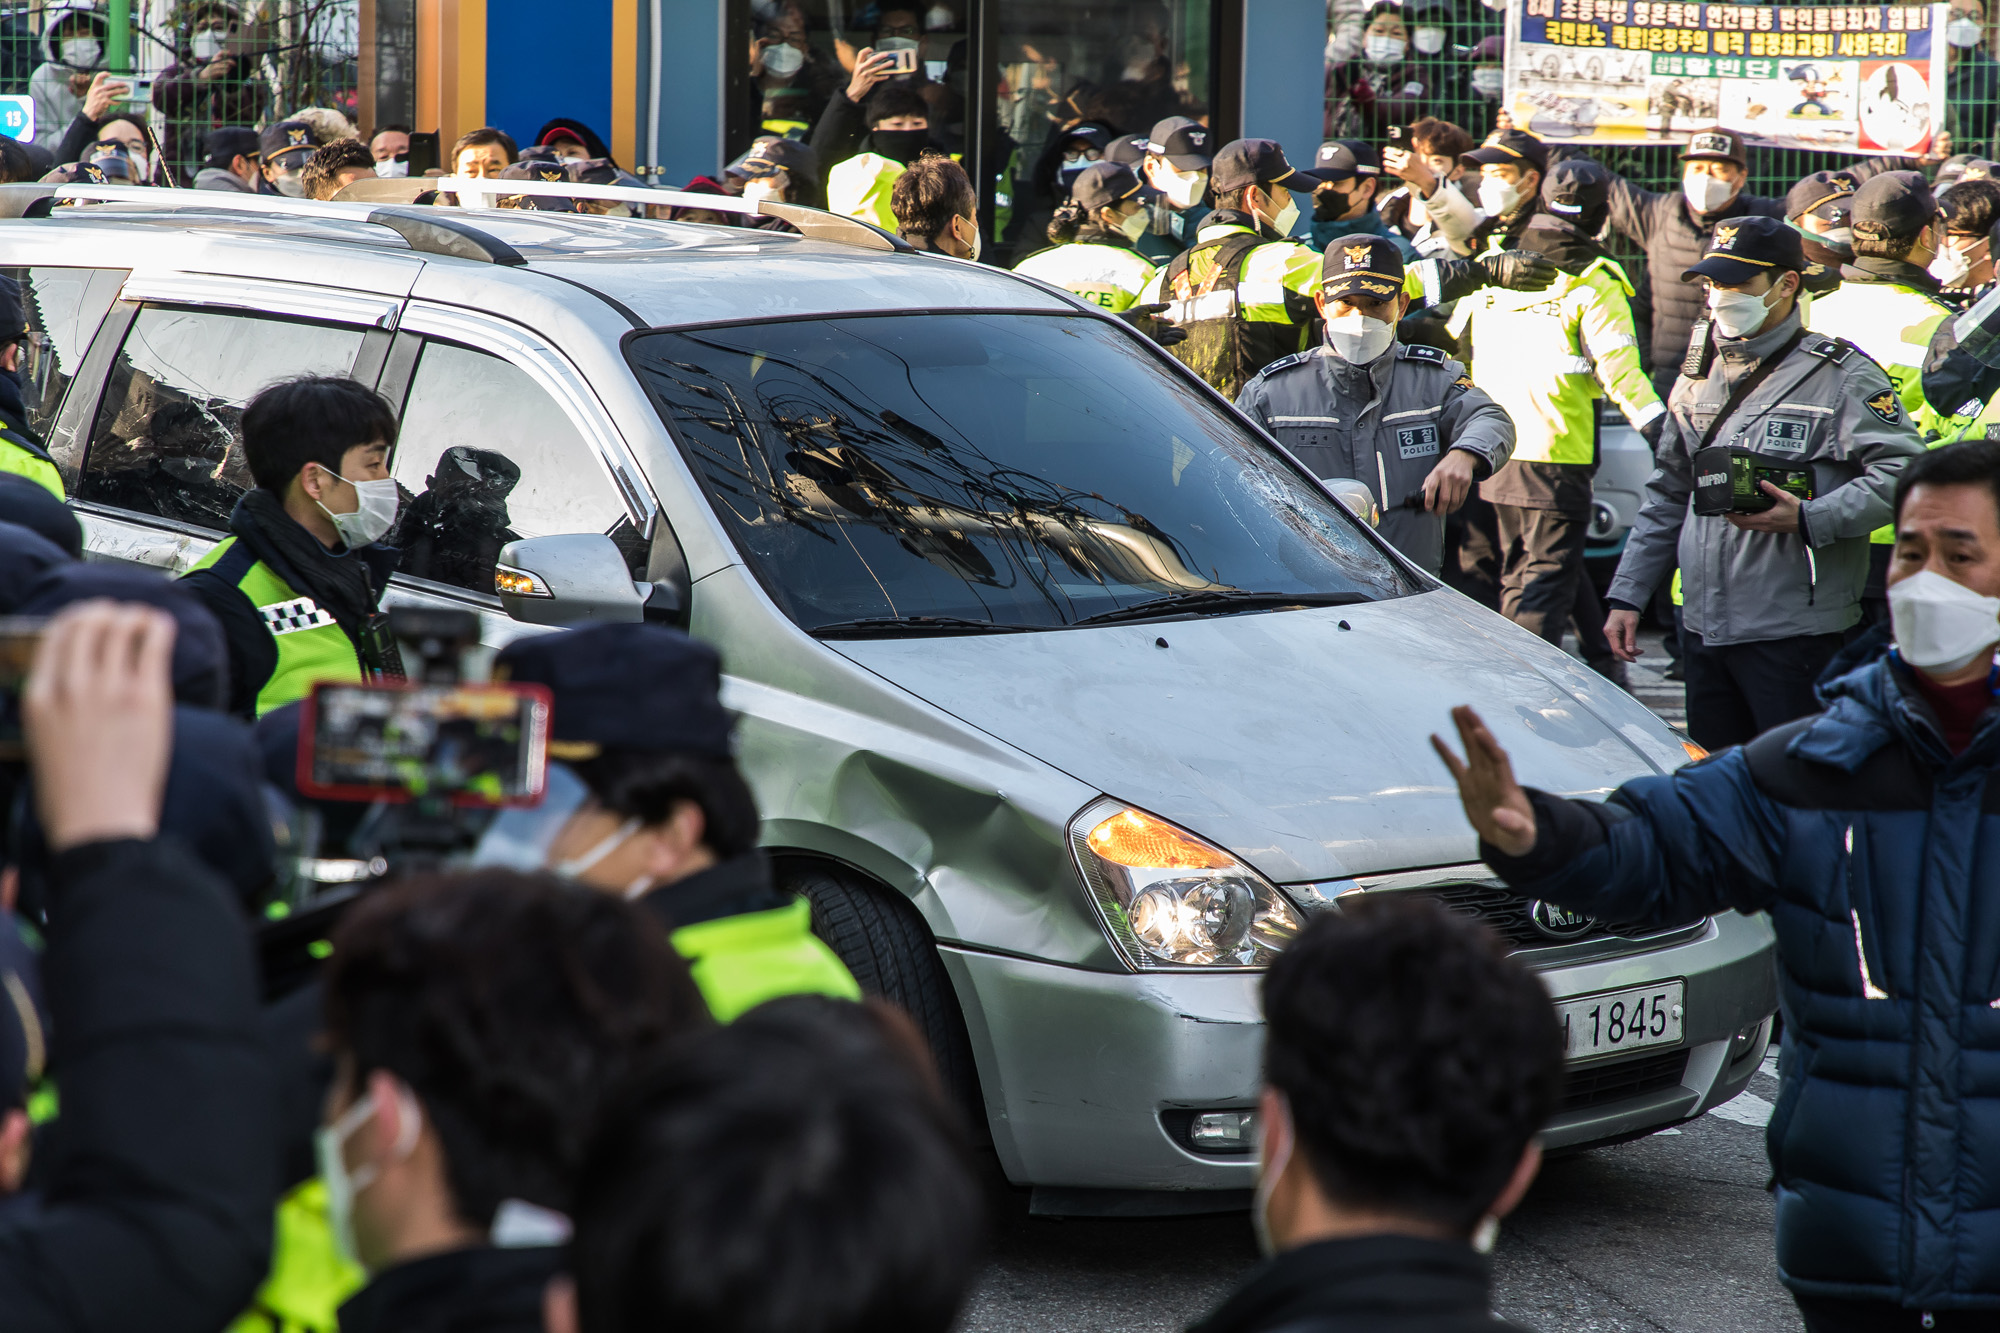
[[18, 565, 229, 710], [1681, 214, 1807, 285], [1070, 161, 1143, 213], [202, 126, 260, 170], [1966, 159, 2000, 182], [1851, 169, 1938, 241], [1786, 169, 1858, 225], [495, 623, 734, 761], [1542, 158, 1610, 225], [1147, 116, 1212, 170], [1105, 134, 1149, 168], [734, 136, 819, 187], [1314, 139, 1382, 182], [1320, 233, 1405, 302], [258, 120, 316, 170], [1211, 139, 1336, 193], [1459, 128, 1548, 175]]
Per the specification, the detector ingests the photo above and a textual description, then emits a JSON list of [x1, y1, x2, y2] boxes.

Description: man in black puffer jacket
[[1186, 896, 1562, 1333]]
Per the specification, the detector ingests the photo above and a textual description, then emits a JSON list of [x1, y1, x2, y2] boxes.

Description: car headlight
[[1067, 798, 1304, 970]]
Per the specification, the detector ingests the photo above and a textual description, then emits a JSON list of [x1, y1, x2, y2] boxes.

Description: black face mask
[[872, 128, 930, 164]]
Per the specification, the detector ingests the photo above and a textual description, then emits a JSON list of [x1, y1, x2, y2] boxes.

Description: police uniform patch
[[1396, 424, 1440, 459], [1711, 222, 1741, 251], [260, 596, 336, 635], [1762, 418, 1810, 457], [1343, 243, 1372, 267], [287, 126, 310, 148], [1865, 390, 1901, 424], [1399, 344, 1446, 364], [1454, 374, 1475, 389]]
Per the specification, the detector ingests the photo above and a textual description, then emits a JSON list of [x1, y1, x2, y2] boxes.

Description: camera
[[1692, 445, 1814, 516]]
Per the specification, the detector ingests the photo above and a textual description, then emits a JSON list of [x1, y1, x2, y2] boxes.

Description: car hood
[[827, 589, 1688, 884]]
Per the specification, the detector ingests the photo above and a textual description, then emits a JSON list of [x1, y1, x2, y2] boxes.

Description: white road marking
[[1706, 1090, 1774, 1128]]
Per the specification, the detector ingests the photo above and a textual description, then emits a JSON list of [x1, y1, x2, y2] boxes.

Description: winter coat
[[27, 4, 104, 149], [1484, 651, 2000, 1310], [152, 57, 267, 182], [1187, 1235, 1534, 1333]]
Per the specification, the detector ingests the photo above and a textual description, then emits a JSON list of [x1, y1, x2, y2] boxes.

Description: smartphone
[[297, 679, 551, 807], [884, 47, 920, 75], [406, 130, 440, 178], [1385, 124, 1406, 144]]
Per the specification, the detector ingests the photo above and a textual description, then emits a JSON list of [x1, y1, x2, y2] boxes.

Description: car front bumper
[[944, 909, 1776, 1211]]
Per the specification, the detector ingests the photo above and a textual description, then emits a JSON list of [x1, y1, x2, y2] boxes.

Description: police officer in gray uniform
[[1236, 235, 1515, 573], [1603, 215, 1924, 749]]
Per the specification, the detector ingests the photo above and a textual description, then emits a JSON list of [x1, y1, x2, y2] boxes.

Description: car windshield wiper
[[1069, 589, 1374, 627], [808, 614, 1045, 638]]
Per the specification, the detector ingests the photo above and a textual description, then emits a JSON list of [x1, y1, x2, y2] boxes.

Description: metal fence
[[1, 0, 357, 182]]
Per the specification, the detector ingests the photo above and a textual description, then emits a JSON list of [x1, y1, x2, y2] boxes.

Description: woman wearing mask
[[1324, 2, 1443, 140], [1013, 162, 1159, 312], [27, 5, 106, 152], [153, 1, 264, 184]]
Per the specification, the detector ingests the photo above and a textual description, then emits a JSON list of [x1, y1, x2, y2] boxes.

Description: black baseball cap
[[1786, 169, 1858, 224], [494, 623, 735, 761], [1211, 138, 1334, 193], [1147, 116, 1213, 170], [1852, 169, 1938, 240], [1059, 125, 1113, 155], [498, 158, 575, 211], [258, 120, 315, 168], [1320, 233, 1406, 301], [202, 126, 260, 168], [1105, 134, 1149, 168], [1963, 159, 1999, 182], [1542, 158, 1610, 223], [1314, 139, 1382, 182], [1682, 214, 1807, 285], [735, 136, 819, 186], [1070, 161, 1143, 213], [1460, 128, 1548, 175], [1681, 126, 1746, 167]]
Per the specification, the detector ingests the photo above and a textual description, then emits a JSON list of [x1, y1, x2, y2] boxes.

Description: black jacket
[[339, 1245, 563, 1333], [1187, 1236, 1533, 1333], [637, 849, 792, 932], [0, 839, 276, 1332]]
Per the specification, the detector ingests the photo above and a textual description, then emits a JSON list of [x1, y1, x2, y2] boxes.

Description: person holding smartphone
[[154, 2, 266, 184]]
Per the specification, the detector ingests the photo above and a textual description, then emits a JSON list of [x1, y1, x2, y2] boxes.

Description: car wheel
[[779, 858, 984, 1130]]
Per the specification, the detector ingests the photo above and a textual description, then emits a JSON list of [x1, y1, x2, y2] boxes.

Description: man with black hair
[[551, 995, 985, 1333], [1187, 896, 1560, 1333], [194, 125, 261, 193], [478, 623, 858, 1020], [180, 375, 403, 719], [824, 84, 938, 230], [302, 138, 376, 200], [890, 153, 980, 258], [1438, 436, 2000, 1330], [1934, 176, 2000, 300], [0, 276, 66, 499], [318, 869, 709, 1332]]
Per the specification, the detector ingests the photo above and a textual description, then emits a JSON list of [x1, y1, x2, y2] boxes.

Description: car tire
[[779, 858, 985, 1130]]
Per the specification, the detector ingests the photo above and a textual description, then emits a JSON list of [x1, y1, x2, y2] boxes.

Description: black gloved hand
[[1476, 249, 1559, 292], [1117, 302, 1188, 347], [1639, 413, 1666, 451]]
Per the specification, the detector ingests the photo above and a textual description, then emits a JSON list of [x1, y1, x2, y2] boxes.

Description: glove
[[1117, 302, 1187, 348], [1639, 413, 1666, 450], [1475, 249, 1559, 292]]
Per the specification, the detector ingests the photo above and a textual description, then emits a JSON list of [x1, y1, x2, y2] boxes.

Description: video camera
[[1692, 445, 1815, 516]]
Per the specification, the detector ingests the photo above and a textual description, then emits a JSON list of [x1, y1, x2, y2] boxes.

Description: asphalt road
[[961, 631, 1804, 1333]]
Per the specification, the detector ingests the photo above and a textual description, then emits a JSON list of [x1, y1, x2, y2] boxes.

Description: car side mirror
[[1323, 478, 1380, 527], [495, 533, 658, 626]]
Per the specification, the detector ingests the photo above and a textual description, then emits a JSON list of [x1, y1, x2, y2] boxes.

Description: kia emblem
[[1529, 899, 1595, 940]]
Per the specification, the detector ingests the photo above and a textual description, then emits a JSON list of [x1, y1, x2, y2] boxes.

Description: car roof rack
[[0, 176, 914, 257]]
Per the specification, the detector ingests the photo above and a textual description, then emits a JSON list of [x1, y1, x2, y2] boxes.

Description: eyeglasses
[[879, 22, 920, 35]]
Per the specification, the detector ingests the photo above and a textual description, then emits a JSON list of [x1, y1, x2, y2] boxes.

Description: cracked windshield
[[628, 312, 1415, 632]]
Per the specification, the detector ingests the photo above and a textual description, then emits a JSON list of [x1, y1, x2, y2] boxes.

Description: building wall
[[1240, 0, 1326, 173]]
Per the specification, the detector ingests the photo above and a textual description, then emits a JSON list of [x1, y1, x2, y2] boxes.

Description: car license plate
[[1557, 979, 1684, 1061]]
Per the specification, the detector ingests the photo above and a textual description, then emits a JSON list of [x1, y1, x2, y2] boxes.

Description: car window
[[388, 340, 635, 594], [80, 306, 369, 532], [2, 266, 126, 440], [628, 313, 1417, 632]]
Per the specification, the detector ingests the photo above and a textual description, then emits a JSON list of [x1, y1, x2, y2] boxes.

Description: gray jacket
[[1606, 308, 1924, 646], [193, 167, 255, 193], [1236, 342, 1515, 573]]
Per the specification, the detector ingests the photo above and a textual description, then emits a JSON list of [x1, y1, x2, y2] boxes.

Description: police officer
[[1140, 139, 1557, 399], [181, 376, 402, 719], [1012, 162, 1157, 312], [1136, 115, 1213, 263], [1785, 169, 1859, 293], [0, 276, 65, 499], [1604, 216, 1924, 749], [484, 622, 861, 1021], [1457, 158, 1663, 671], [1236, 235, 1515, 573]]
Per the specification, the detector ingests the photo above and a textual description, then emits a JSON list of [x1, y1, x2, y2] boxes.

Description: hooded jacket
[[28, 5, 104, 149], [1604, 307, 1924, 645], [1483, 649, 2000, 1310]]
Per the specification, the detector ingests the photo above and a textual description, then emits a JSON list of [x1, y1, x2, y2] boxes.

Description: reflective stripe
[[1268, 415, 1339, 425], [1552, 355, 1595, 375], [1165, 291, 1237, 322], [1590, 334, 1638, 352], [1236, 279, 1288, 308], [1772, 401, 1836, 415], [1381, 406, 1443, 422]]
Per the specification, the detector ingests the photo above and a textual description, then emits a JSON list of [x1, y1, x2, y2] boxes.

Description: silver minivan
[[1, 183, 1776, 1213]]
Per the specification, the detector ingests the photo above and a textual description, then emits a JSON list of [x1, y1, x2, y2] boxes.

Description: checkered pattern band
[[260, 596, 336, 636]]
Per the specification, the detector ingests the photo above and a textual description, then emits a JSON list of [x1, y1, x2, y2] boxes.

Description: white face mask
[[1932, 243, 1978, 287], [1478, 174, 1522, 219], [191, 28, 227, 60], [60, 36, 100, 68], [374, 158, 408, 178], [1684, 171, 1736, 215], [312, 467, 401, 547], [272, 172, 307, 198], [1116, 206, 1150, 241], [1471, 66, 1504, 98], [762, 41, 804, 76], [1364, 33, 1408, 61], [1324, 311, 1396, 363], [1819, 224, 1855, 248], [1413, 26, 1448, 53], [1706, 280, 1783, 339], [317, 1086, 424, 1270], [1949, 16, 1984, 46], [1890, 568, 2000, 673], [1261, 192, 1300, 238], [1253, 1094, 1294, 1258], [1157, 164, 1206, 210]]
